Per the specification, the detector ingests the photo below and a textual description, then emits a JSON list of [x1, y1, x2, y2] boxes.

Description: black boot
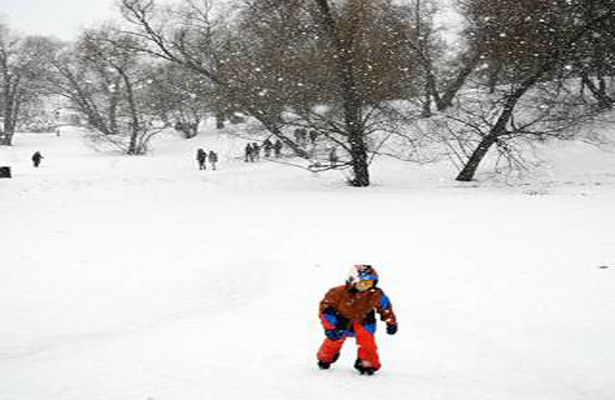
[[318, 352, 340, 370], [354, 359, 376, 375]]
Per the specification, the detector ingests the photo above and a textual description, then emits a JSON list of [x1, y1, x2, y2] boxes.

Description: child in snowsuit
[[317, 265, 397, 375]]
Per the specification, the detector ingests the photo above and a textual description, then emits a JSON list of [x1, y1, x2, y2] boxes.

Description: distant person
[[294, 128, 302, 144], [208, 150, 218, 170], [300, 129, 308, 145], [196, 148, 207, 170], [251, 142, 261, 162], [263, 138, 273, 158], [309, 129, 319, 145], [31, 151, 44, 168], [245, 143, 253, 162], [329, 148, 338, 167], [273, 139, 283, 158]]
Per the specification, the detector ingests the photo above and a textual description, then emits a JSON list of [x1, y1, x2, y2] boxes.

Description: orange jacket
[[319, 285, 396, 330]]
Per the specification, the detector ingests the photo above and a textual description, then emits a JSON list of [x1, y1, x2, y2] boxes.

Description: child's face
[[355, 280, 374, 292]]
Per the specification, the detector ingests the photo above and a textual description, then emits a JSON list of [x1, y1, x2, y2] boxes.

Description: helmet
[[347, 264, 379, 286]]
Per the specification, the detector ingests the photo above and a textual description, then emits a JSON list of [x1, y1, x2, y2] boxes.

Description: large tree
[[0, 23, 48, 145], [42, 28, 168, 154], [120, 0, 427, 186], [452, 0, 615, 181]]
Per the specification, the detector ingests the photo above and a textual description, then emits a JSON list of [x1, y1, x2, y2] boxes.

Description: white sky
[[0, 0, 118, 40], [2, 0, 461, 42]]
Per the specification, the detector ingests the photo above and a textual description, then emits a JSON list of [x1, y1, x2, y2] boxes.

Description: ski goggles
[[355, 280, 375, 291]]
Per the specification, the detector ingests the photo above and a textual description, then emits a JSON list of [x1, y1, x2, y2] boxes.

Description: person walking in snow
[[328, 147, 338, 167], [244, 143, 253, 163], [251, 142, 261, 162], [293, 128, 302, 145], [263, 138, 273, 158], [317, 265, 397, 375], [196, 148, 207, 170], [31, 151, 44, 168], [208, 150, 218, 170], [309, 129, 319, 145], [273, 139, 283, 158]]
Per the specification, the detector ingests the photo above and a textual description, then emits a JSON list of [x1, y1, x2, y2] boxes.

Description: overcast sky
[[1, 0, 459, 42], [1, 0, 119, 40]]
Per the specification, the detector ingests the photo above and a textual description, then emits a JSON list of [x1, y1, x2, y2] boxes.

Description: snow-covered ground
[[1, 125, 614, 400]]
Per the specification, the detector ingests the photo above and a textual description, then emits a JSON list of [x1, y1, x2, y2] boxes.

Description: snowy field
[[1, 125, 615, 400]]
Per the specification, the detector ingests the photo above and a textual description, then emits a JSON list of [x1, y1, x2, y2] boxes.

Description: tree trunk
[[421, 80, 432, 117], [0, 132, 13, 146], [455, 135, 497, 181], [216, 112, 225, 129], [581, 73, 613, 109], [108, 94, 120, 135], [188, 119, 199, 139], [120, 69, 142, 155], [437, 53, 481, 111], [344, 102, 369, 187], [1, 87, 15, 146], [2, 110, 15, 146], [314, 0, 370, 187], [348, 137, 370, 187], [488, 62, 503, 94]]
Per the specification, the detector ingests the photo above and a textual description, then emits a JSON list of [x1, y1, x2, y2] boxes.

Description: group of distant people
[[294, 128, 320, 146], [30, 139, 337, 174], [243, 132, 340, 167], [196, 148, 219, 170], [245, 139, 283, 162]]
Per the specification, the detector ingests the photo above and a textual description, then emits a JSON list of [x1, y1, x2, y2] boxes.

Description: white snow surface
[[1, 124, 615, 400]]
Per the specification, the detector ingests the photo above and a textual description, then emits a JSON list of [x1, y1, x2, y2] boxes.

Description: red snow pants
[[317, 323, 381, 370]]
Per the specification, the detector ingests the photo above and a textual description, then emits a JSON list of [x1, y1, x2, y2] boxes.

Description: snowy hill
[[1, 124, 614, 400]]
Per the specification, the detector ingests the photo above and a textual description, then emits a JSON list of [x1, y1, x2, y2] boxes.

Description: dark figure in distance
[[309, 130, 319, 145], [208, 150, 218, 170], [32, 151, 44, 168], [196, 148, 207, 170], [329, 148, 339, 167], [263, 138, 273, 158], [245, 144, 253, 162], [251, 142, 261, 162], [273, 139, 283, 158]]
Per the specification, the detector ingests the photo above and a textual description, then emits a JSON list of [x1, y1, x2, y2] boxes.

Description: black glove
[[325, 329, 344, 341], [386, 323, 398, 335]]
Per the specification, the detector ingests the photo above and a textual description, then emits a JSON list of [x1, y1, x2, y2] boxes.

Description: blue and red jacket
[[319, 284, 396, 335]]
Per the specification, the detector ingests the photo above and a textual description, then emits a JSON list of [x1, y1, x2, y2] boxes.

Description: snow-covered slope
[[1, 125, 614, 400]]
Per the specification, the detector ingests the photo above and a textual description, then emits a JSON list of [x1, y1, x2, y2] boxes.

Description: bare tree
[[0, 23, 48, 145], [451, 0, 615, 181], [120, 0, 312, 156], [42, 28, 168, 154], [574, 0, 615, 110], [147, 63, 215, 139], [120, 0, 426, 186], [40, 37, 124, 137]]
